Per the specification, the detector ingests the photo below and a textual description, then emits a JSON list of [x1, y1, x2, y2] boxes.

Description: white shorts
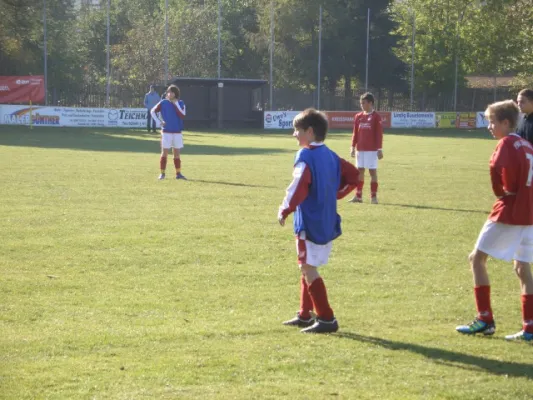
[[161, 133, 184, 149], [295, 231, 333, 267], [356, 151, 378, 169], [474, 220, 533, 262]]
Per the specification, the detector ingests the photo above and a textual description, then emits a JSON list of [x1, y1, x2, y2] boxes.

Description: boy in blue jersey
[[150, 85, 187, 180], [278, 108, 360, 333]]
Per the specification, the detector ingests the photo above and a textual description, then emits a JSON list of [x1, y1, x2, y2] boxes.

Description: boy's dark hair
[[360, 92, 375, 104], [485, 100, 519, 129], [167, 85, 180, 99], [293, 108, 328, 142], [519, 88, 533, 101]]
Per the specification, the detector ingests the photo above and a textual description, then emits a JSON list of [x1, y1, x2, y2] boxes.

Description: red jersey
[[488, 133, 533, 225], [351, 111, 383, 151]]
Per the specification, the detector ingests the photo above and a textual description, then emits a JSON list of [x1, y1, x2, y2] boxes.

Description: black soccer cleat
[[283, 312, 315, 328], [301, 317, 339, 334]]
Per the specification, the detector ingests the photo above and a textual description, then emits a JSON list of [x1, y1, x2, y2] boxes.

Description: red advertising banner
[[378, 112, 391, 129], [0, 76, 45, 104], [326, 111, 391, 129]]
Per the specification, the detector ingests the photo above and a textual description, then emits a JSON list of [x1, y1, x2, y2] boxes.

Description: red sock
[[174, 158, 181, 174], [308, 277, 334, 321], [356, 181, 364, 198], [371, 181, 378, 197], [474, 286, 493, 322], [160, 156, 167, 172], [299, 276, 313, 319], [521, 294, 533, 333]]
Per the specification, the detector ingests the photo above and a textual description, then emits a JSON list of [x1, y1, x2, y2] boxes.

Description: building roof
[[466, 75, 515, 89]]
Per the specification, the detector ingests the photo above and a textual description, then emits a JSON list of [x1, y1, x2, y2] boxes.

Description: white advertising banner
[[0, 104, 160, 128], [263, 111, 300, 129], [391, 112, 436, 128], [107, 108, 161, 128], [476, 111, 488, 129]]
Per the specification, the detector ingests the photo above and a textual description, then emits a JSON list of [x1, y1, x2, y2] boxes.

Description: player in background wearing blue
[[278, 108, 360, 333], [144, 85, 160, 133], [151, 85, 187, 180]]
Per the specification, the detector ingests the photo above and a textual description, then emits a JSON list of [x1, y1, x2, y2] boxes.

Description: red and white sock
[[174, 157, 181, 174], [371, 181, 378, 198], [521, 294, 533, 334], [308, 277, 334, 321], [474, 285, 493, 323], [356, 181, 364, 199], [160, 156, 167, 173], [299, 276, 313, 320]]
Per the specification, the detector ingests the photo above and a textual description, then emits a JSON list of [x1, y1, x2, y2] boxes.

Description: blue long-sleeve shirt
[[144, 91, 160, 110]]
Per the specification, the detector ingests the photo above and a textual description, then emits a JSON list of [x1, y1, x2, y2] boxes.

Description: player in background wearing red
[[456, 100, 533, 341], [349, 92, 383, 204], [150, 85, 187, 180], [278, 108, 359, 333]]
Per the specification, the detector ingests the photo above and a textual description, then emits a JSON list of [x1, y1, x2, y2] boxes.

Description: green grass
[[1, 125, 531, 399]]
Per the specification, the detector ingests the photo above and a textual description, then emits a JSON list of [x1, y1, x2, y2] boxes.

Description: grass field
[[1, 125, 532, 399]]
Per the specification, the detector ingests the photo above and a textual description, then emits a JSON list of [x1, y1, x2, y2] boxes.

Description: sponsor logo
[[392, 112, 434, 119], [0, 85, 9, 91], [331, 116, 353, 122], [15, 79, 30, 85], [108, 109, 119, 120], [279, 119, 293, 129], [119, 110, 146, 120], [3, 108, 58, 125], [32, 112, 59, 125], [265, 113, 272, 123], [4, 114, 30, 124]]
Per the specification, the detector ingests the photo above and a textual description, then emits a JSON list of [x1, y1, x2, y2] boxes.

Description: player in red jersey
[[348, 92, 383, 204], [456, 100, 533, 341]]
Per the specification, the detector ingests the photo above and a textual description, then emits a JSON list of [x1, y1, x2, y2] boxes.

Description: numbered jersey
[[488, 133, 533, 225]]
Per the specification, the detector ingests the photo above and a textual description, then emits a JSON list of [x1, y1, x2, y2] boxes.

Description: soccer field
[[1, 125, 531, 399]]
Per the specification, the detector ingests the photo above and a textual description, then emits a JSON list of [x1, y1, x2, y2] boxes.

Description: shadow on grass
[[0, 126, 292, 155], [189, 178, 279, 189], [336, 332, 533, 379], [381, 202, 488, 215]]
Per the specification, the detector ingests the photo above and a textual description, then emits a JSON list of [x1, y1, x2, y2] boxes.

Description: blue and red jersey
[[151, 99, 186, 133], [279, 143, 360, 244]]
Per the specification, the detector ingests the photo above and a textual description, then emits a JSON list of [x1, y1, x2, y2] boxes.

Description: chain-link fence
[[2, 0, 518, 112]]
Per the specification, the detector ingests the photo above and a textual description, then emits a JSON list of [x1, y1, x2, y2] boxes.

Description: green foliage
[[1, 0, 532, 104], [1, 125, 533, 399], [391, 0, 533, 95]]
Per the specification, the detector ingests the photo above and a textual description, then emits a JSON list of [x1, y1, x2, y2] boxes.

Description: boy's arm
[[278, 162, 311, 226], [337, 158, 360, 199], [173, 100, 186, 119], [350, 114, 359, 155], [490, 144, 508, 198], [151, 102, 164, 126], [375, 113, 384, 157]]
